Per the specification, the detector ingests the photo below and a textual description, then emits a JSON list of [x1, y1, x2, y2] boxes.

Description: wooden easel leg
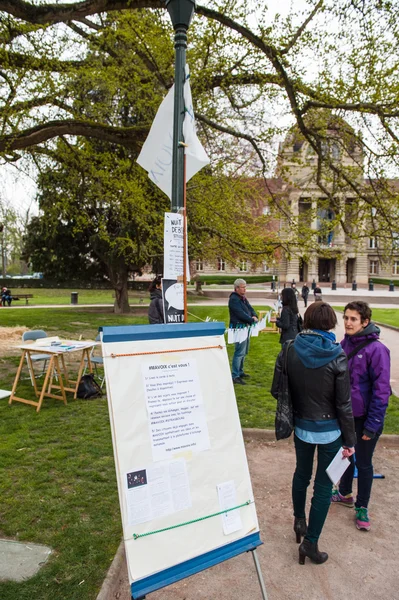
[[9, 351, 26, 405], [251, 549, 268, 600], [37, 356, 54, 413], [54, 355, 67, 405]]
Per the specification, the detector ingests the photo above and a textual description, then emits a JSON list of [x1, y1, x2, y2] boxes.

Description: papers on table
[[225, 314, 268, 344], [326, 447, 350, 485], [20, 339, 96, 353]]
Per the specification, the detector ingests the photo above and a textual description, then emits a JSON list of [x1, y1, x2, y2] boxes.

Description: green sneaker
[[355, 506, 371, 531], [331, 488, 354, 507]]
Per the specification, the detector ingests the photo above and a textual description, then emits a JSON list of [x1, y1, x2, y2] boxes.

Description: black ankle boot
[[298, 539, 328, 565], [293, 517, 307, 543]]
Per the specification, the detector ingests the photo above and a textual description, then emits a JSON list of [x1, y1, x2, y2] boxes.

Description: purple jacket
[[341, 323, 390, 436]]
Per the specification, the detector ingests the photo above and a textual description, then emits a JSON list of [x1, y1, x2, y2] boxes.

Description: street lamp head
[[165, 0, 196, 29]]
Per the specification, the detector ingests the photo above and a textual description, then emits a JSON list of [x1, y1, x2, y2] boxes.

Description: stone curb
[[96, 541, 125, 600], [96, 428, 399, 600]]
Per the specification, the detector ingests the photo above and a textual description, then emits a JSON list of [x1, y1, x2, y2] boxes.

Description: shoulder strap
[[347, 338, 378, 360], [283, 340, 294, 375]]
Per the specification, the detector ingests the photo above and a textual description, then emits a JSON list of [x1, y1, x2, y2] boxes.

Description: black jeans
[[292, 434, 342, 543], [339, 417, 380, 508]]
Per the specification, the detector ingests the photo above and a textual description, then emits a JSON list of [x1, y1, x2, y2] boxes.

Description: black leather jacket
[[276, 307, 299, 344], [271, 343, 356, 447]]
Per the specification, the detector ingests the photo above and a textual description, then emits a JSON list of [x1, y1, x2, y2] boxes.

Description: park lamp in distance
[[165, 0, 196, 29]]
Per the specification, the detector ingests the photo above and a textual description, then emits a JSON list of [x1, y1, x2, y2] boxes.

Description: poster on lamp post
[[163, 212, 190, 280]]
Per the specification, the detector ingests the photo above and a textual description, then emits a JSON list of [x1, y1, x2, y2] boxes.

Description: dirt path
[[109, 438, 399, 600]]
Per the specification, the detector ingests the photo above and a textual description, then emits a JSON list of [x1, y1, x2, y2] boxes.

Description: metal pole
[[183, 154, 188, 322], [170, 23, 187, 213], [251, 549, 268, 600]]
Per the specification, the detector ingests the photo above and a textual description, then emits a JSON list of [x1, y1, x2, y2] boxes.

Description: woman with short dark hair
[[276, 287, 301, 345], [271, 301, 355, 565]]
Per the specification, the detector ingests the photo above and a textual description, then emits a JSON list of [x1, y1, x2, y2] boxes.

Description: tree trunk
[[113, 281, 130, 314]]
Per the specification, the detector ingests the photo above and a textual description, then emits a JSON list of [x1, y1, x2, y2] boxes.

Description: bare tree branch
[[281, 0, 324, 55], [0, 0, 162, 25], [0, 119, 148, 153]]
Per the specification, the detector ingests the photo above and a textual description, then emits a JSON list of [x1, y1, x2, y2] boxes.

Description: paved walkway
[[105, 437, 399, 600]]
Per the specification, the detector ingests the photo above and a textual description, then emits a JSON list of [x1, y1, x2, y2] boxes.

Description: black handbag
[[275, 340, 294, 440], [77, 373, 102, 399]]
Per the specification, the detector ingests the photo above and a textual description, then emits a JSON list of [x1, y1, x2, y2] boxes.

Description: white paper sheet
[[326, 447, 350, 485], [125, 458, 191, 526], [142, 358, 211, 462], [217, 480, 242, 535], [227, 329, 234, 345]]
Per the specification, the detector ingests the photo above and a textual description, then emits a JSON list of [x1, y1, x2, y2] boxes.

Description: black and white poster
[[162, 278, 184, 324]]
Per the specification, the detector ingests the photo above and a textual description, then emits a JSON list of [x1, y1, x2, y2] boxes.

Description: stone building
[[194, 114, 399, 285]]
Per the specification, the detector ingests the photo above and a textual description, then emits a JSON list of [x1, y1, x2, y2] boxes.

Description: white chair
[[22, 330, 51, 385], [83, 334, 105, 388]]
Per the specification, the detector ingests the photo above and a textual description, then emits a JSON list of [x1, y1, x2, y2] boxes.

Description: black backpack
[[77, 374, 102, 399]]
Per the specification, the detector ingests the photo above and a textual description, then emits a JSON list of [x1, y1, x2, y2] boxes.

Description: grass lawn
[[0, 305, 397, 599]]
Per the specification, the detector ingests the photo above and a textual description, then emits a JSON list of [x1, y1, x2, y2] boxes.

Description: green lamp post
[[164, 0, 196, 212]]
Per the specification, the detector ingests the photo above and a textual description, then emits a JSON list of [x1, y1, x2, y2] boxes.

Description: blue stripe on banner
[[130, 532, 262, 599], [101, 322, 226, 343]]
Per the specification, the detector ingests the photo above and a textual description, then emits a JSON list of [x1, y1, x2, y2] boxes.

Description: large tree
[[2, 0, 399, 290], [19, 8, 275, 312]]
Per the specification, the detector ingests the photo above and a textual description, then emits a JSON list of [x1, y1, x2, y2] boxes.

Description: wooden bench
[[12, 294, 34, 305]]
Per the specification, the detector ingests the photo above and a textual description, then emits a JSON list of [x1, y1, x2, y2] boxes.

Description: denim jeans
[[231, 336, 250, 379], [292, 434, 342, 543], [339, 417, 380, 508]]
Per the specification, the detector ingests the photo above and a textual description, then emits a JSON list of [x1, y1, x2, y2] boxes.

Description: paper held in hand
[[326, 447, 351, 486]]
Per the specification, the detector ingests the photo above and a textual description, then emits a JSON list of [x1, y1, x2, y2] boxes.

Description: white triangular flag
[[137, 66, 209, 199]]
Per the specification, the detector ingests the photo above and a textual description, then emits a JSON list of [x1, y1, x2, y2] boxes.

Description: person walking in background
[[271, 302, 355, 565], [275, 287, 301, 345], [148, 277, 164, 324], [301, 283, 310, 307], [332, 301, 390, 532], [228, 278, 258, 385], [313, 283, 322, 301]]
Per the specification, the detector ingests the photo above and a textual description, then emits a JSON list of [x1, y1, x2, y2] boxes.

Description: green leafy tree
[[2, 0, 399, 276]]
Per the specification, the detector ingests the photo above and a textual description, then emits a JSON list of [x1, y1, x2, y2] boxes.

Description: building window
[[262, 206, 270, 216], [239, 260, 247, 272], [195, 260, 203, 272], [218, 258, 225, 271], [369, 237, 377, 249], [369, 260, 379, 275], [263, 262, 270, 273], [393, 261, 399, 276]]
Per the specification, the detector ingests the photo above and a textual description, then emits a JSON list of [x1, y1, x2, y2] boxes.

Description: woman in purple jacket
[[332, 301, 391, 531]]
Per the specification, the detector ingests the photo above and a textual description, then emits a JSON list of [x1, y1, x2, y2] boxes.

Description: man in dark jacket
[[332, 301, 390, 532], [301, 283, 310, 307], [228, 278, 258, 385], [148, 277, 164, 324]]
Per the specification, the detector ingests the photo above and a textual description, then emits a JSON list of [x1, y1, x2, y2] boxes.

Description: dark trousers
[[339, 418, 380, 508], [292, 434, 342, 543]]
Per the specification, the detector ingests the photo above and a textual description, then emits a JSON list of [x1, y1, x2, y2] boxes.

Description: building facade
[[193, 116, 399, 285]]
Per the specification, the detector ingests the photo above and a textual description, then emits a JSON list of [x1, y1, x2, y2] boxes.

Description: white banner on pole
[[163, 212, 190, 280], [137, 66, 210, 199]]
